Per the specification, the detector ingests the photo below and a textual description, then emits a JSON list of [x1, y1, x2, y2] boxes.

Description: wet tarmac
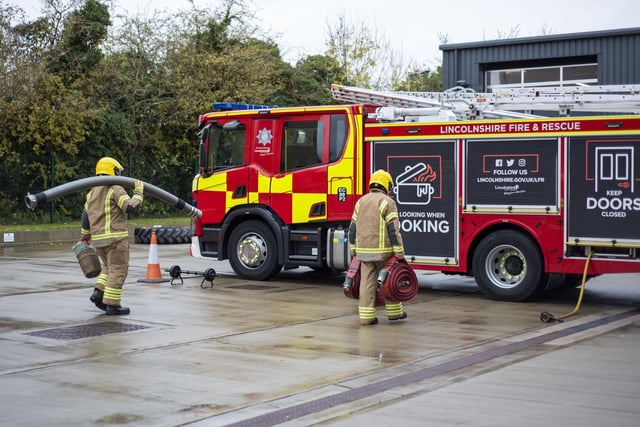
[[1, 242, 639, 426]]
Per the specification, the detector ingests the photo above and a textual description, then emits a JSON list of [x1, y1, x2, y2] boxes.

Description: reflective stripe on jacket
[[349, 189, 404, 261], [81, 185, 143, 247]]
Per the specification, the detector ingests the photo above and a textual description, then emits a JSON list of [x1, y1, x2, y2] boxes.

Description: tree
[[88, 0, 292, 209], [1, 1, 99, 221], [392, 66, 443, 92], [270, 55, 340, 106], [487, 25, 521, 41], [161, 0, 288, 113], [47, 0, 111, 84], [2, 0, 441, 224], [325, 12, 399, 89]]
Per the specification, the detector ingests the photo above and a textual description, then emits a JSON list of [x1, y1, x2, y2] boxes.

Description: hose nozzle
[[540, 311, 563, 323]]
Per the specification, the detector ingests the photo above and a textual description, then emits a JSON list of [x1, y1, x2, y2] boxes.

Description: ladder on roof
[[330, 83, 640, 121]]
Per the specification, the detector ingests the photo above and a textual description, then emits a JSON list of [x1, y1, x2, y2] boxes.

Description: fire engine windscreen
[[201, 121, 246, 173]]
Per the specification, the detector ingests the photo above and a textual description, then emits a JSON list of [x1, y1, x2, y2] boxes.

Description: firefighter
[[82, 157, 144, 315], [348, 169, 407, 325]]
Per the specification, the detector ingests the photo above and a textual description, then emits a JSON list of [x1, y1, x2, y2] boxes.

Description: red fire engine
[[190, 84, 640, 301]]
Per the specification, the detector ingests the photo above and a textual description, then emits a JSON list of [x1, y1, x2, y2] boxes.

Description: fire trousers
[[94, 239, 130, 307], [358, 258, 404, 324]]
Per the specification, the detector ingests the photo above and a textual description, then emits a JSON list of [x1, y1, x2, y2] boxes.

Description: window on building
[[486, 63, 597, 91], [563, 64, 598, 83], [523, 67, 560, 84]]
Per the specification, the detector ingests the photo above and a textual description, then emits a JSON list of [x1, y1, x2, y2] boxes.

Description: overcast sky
[[17, 0, 640, 69]]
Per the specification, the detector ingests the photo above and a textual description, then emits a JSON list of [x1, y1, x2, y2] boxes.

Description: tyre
[[154, 227, 191, 244], [545, 273, 583, 291], [227, 220, 282, 280], [546, 273, 597, 291], [472, 230, 545, 301], [134, 227, 191, 244], [134, 227, 152, 244]]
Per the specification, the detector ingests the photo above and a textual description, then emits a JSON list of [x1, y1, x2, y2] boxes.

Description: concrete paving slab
[[1, 243, 639, 426], [321, 325, 640, 427]]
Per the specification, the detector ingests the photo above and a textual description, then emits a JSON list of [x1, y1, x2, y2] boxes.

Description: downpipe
[[25, 176, 202, 219]]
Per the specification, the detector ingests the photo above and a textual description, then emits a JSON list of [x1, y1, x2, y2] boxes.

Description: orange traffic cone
[[138, 231, 169, 283]]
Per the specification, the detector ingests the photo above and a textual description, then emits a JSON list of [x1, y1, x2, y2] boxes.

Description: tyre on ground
[[134, 227, 191, 244]]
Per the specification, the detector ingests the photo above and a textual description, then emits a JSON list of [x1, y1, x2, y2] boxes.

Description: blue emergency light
[[211, 102, 274, 111]]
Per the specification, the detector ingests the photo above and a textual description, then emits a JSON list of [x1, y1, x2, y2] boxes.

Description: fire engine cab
[[190, 84, 640, 301]]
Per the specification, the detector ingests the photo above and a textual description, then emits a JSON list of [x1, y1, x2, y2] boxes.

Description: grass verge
[[0, 217, 192, 232]]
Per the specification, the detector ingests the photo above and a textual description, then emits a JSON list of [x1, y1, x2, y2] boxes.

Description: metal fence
[[2, 154, 199, 225]]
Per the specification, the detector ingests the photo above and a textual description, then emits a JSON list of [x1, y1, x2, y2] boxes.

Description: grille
[[24, 321, 150, 340], [227, 284, 279, 291]]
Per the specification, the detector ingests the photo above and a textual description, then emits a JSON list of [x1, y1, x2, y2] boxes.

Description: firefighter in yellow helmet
[[82, 157, 144, 315], [348, 169, 407, 325]]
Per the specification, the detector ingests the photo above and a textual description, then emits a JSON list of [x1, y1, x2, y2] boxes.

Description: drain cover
[[25, 322, 150, 340], [227, 284, 279, 290]]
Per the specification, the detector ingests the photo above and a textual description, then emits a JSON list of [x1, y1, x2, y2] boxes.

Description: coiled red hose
[[379, 257, 418, 302], [344, 257, 414, 305], [343, 258, 361, 299]]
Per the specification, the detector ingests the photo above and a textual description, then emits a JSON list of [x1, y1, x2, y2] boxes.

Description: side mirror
[[199, 126, 209, 171]]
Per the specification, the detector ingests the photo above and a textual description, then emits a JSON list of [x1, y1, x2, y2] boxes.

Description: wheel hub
[[486, 246, 527, 289], [238, 235, 267, 269], [504, 254, 524, 275]]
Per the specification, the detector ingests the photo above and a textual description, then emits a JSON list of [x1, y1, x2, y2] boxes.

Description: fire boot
[[90, 288, 106, 311], [389, 312, 408, 321], [106, 305, 130, 315]]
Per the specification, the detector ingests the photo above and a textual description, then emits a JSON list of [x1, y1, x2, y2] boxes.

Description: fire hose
[[342, 261, 384, 306], [379, 257, 419, 302], [540, 249, 594, 323], [342, 258, 361, 299], [24, 176, 202, 219], [343, 256, 418, 304]]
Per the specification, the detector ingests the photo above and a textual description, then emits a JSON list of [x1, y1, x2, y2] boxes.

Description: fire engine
[[189, 84, 640, 301]]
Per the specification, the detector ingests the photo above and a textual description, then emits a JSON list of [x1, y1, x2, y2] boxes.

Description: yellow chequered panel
[[292, 193, 327, 223], [270, 173, 292, 193], [246, 173, 269, 204], [227, 190, 246, 209], [199, 171, 227, 191], [328, 158, 354, 194], [256, 172, 269, 193], [248, 191, 259, 204]]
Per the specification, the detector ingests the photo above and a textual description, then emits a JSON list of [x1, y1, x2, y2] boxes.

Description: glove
[[134, 180, 144, 195]]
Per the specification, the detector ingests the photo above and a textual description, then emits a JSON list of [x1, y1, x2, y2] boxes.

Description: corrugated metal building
[[440, 27, 640, 91]]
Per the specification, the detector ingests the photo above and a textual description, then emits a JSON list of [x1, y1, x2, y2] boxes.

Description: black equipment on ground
[[165, 264, 216, 288]]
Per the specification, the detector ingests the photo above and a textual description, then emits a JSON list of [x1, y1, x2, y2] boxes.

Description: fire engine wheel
[[228, 220, 282, 281], [472, 230, 545, 301]]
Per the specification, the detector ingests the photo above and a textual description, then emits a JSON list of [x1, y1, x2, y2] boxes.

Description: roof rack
[[331, 84, 640, 121]]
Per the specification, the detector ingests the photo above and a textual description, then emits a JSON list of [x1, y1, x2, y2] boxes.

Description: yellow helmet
[[95, 157, 124, 176], [369, 169, 393, 194]]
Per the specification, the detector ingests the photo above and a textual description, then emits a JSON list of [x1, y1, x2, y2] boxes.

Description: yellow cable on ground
[[540, 249, 594, 323]]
